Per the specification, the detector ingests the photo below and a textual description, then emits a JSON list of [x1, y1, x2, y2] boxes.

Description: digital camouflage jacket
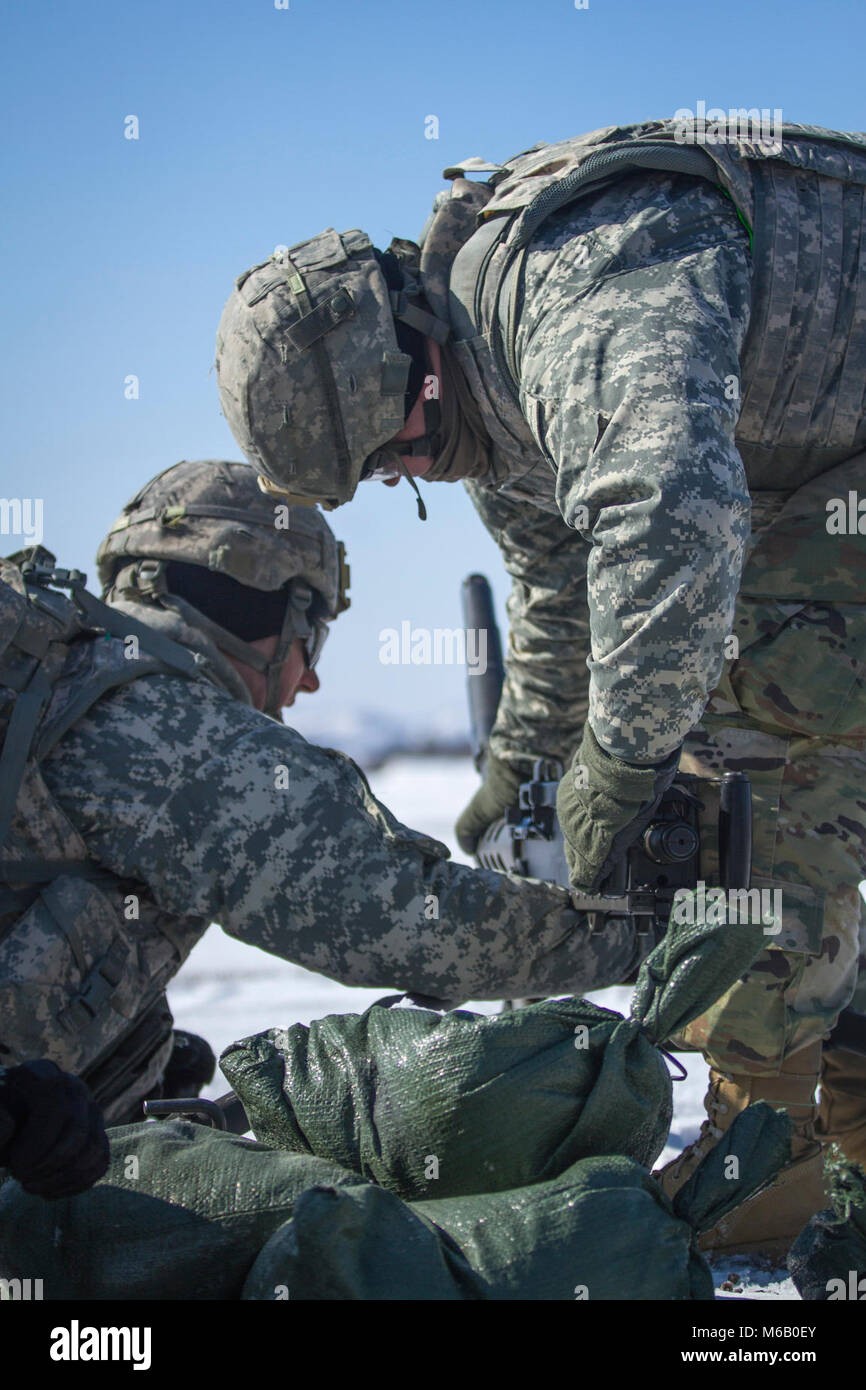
[[416, 121, 866, 769]]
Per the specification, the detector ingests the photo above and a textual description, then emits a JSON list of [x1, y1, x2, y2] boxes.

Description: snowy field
[[167, 754, 799, 1300]]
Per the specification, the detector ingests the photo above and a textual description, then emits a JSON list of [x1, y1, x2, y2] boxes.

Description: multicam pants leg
[[671, 599, 866, 1074]]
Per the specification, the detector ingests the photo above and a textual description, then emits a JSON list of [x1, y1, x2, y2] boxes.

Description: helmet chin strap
[[262, 581, 314, 718], [366, 367, 441, 521]]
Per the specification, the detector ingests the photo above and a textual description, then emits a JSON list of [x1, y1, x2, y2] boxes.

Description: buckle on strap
[[58, 935, 131, 1032], [388, 290, 451, 345], [287, 286, 356, 352]]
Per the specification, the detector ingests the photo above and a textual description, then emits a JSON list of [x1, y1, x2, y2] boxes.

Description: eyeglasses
[[302, 618, 330, 671]]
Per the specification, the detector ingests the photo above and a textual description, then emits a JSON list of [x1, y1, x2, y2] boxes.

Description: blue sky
[[2, 0, 863, 736]]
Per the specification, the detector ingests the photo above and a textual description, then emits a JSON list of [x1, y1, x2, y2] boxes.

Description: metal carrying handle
[[142, 1092, 250, 1133]]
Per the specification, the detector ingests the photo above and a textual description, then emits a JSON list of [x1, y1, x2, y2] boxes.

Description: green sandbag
[[243, 1109, 788, 1302], [240, 1159, 709, 1301], [788, 1149, 866, 1300], [222, 908, 767, 1198], [0, 1120, 361, 1301], [243, 1183, 486, 1301]]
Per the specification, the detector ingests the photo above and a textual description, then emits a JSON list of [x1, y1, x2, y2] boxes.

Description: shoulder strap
[[0, 666, 54, 862], [0, 561, 208, 868], [509, 141, 721, 250], [489, 142, 724, 399]]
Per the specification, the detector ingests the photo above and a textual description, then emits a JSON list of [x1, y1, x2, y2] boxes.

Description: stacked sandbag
[[0, 909, 784, 1300], [788, 1149, 866, 1300], [241, 1106, 790, 1301], [0, 1120, 363, 1300], [0, 1100, 789, 1302], [221, 908, 769, 1194]]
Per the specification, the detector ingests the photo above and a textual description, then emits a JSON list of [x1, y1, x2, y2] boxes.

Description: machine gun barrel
[[461, 573, 505, 770]]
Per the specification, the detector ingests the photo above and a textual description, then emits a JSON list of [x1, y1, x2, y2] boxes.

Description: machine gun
[[462, 572, 866, 1053]]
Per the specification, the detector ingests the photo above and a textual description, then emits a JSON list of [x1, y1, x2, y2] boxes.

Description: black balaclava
[[164, 561, 292, 640]]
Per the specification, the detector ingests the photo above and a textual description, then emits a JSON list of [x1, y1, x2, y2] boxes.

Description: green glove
[[556, 725, 681, 893], [455, 756, 523, 854]]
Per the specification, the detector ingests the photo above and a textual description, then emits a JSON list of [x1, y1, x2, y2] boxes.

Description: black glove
[[0, 1060, 110, 1199], [455, 756, 523, 854], [556, 725, 681, 893]]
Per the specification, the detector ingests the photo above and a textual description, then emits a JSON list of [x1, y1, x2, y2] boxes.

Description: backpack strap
[[491, 142, 724, 406], [0, 561, 210, 870], [509, 141, 721, 250], [0, 665, 54, 861]]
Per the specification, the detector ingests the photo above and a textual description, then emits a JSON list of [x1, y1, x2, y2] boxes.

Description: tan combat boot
[[817, 1047, 866, 1167], [653, 1042, 828, 1260]]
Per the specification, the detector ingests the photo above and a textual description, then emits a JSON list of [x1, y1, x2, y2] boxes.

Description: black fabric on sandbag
[[0, 1119, 362, 1300], [221, 909, 767, 1196], [788, 1150, 866, 1300]]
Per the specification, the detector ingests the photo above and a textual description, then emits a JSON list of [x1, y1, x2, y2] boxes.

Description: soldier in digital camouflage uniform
[[214, 118, 866, 1257], [0, 459, 649, 1130]]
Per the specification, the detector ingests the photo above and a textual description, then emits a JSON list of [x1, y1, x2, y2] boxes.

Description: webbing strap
[[70, 585, 204, 680], [0, 666, 53, 858], [511, 141, 722, 250], [389, 290, 451, 345], [0, 859, 115, 883], [287, 285, 355, 351], [58, 935, 131, 1035], [109, 503, 287, 533], [284, 257, 353, 481]]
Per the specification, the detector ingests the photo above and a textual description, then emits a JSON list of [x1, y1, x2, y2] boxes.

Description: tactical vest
[[0, 554, 214, 1122], [419, 119, 866, 505]]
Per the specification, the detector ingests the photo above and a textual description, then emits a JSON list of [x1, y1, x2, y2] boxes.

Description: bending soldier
[[215, 118, 866, 1256]]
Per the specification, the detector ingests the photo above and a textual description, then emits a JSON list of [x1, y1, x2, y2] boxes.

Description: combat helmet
[[96, 459, 350, 717], [215, 230, 449, 514]]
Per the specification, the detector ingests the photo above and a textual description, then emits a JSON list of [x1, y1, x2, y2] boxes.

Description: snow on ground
[[166, 753, 798, 1299]]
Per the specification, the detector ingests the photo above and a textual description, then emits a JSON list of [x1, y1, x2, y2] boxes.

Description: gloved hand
[[0, 1059, 110, 1199], [455, 755, 523, 854], [556, 725, 681, 893]]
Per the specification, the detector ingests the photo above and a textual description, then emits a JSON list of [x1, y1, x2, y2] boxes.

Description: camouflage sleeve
[[463, 478, 591, 776], [41, 674, 649, 1001], [515, 173, 754, 763]]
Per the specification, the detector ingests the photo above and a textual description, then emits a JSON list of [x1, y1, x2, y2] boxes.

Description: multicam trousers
[[672, 594, 866, 1073]]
